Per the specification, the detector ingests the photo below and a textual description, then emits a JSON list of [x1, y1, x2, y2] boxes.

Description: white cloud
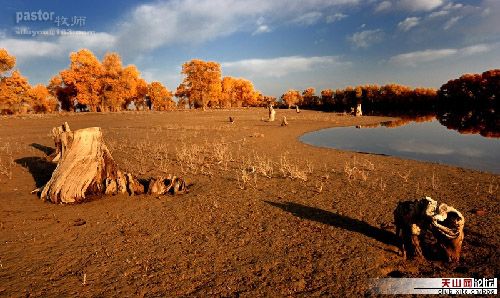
[[221, 55, 349, 78], [428, 10, 449, 18], [481, 7, 491, 16], [442, 2, 463, 10], [399, 0, 444, 11], [292, 12, 323, 25], [375, 1, 392, 12], [0, 38, 61, 58], [443, 16, 462, 30], [398, 17, 420, 31], [389, 49, 457, 66], [0, 31, 116, 59], [460, 44, 493, 55], [326, 13, 348, 23], [253, 25, 271, 35], [389, 43, 497, 66], [253, 17, 271, 35], [142, 68, 180, 87], [348, 29, 384, 48], [114, 0, 361, 55], [1, 0, 361, 59], [376, 0, 444, 12]]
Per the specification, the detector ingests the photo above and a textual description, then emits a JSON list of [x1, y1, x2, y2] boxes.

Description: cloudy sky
[[0, 0, 498, 96]]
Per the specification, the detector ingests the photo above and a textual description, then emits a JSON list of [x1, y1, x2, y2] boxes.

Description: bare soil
[[0, 109, 498, 297]]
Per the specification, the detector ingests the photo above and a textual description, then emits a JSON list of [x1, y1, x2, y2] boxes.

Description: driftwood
[[281, 116, 288, 126], [394, 196, 465, 262], [35, 123, 187, 204]]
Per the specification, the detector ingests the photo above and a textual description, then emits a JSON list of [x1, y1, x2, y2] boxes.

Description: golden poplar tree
[[60, 49, 103, 112], [0, 49, 16, 77], [148, 81, 175, 111], [0, 70, 31, 114], [281, 89, 302, 108], [178, 59, 222, 109], [26, 84, 58, 113]]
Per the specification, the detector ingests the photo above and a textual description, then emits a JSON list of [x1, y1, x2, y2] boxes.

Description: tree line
[[280, 85, 438, 115], [1, 47, 498, 126], [436, 69, 499, 137], [0, 48, 270, 114]]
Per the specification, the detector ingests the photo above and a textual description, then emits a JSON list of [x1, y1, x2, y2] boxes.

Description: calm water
[[300, 120, 500, 174]]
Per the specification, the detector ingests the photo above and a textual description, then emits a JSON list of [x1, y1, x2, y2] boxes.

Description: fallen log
[[35, 123, 187, 204], [394, 196, 465, 262]]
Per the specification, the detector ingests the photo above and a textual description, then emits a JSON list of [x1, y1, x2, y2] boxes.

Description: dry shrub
[[253, 153, 274, 178], [279, 152, 308, 181], [343, 157, 377, 182], [175, 143, 204, 173]]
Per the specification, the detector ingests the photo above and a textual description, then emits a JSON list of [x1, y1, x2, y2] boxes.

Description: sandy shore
[[0, 108, 498, 296]]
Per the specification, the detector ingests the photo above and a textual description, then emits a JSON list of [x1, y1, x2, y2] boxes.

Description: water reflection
[[301, 119, 500, 174], [359, 114, 499, 138], [437, 109, 499, 138]]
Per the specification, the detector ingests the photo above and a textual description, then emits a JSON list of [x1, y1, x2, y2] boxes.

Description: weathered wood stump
[[281, 116, 288, 126], [50, 121, 71, 162], [35, 123, 187, 204], [147, 175, 187, 195], [268, 104, 276, 122], [394, 196, 465, 262], [355, 103, 362, 116]]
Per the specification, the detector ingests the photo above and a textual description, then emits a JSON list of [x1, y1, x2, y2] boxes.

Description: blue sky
[[0, 0, 499, 96]]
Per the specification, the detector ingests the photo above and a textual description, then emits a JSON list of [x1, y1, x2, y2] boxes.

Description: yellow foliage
[[0, 48, 16, 75]]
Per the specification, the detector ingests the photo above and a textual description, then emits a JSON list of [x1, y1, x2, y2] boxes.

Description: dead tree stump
[[36, 123, 187, 204], [268, 104, 276, 122], [394, 196, 465, 262], [50, 122, 71, 162], [355, 103, 362, 116], [281, 116, 288, 126]]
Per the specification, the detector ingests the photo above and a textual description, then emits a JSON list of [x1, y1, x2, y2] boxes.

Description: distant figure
[[296, 106, 300, 113], [281, 116, 288, 126], [229, 116, 235, 123]]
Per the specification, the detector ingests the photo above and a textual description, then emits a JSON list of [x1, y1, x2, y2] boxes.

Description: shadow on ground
[[15, 157, 56, 188], [265, 201, 398, 247], [30, 143, 55, 156]]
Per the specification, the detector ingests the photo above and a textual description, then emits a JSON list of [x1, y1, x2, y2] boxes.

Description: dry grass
[[107, 131, 315, 189], [175, 143, 205, 174], [278, 152, 308, 181], [487, 180, 498, 195], [343, 157, 374, 182], [252, 153, 274, 178], [0, 142, 14, 181], [396, 169, 412, 183], [431, 171, 439, 190]]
